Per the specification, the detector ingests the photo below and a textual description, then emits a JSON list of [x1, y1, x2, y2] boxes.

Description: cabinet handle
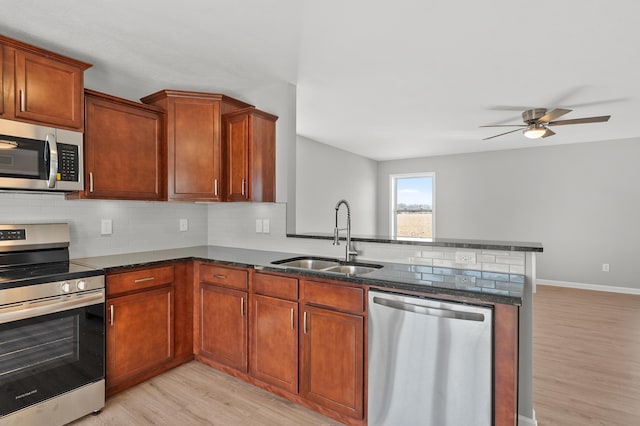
[[240, 297, 245, 316], [89, 172, 94, 193], [214, 179, 218, 197], [134, 277, 155, 283], [213, 274, 226, 280], [290, 308, 295, 330], [303, 311, 307, 334], [110, 305, 114, 326], [20, 90, 25, 112], [241, 179, 245, 196]]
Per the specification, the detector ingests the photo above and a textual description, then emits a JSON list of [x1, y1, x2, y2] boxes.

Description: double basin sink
[[272, 256, 383, 276]]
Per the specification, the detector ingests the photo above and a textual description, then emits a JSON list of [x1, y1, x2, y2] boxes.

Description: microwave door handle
[[46, 133, 58, 188]]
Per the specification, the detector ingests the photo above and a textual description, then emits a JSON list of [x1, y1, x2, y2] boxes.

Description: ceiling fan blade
[[541, 128, 556, 138], [548, 115, 611, 126], [482, 128, 523, 140], [536, 108, 572, 123], [487, 105, 535, 112], [479, 125, 526, 128], [563, 97, 628, 109]]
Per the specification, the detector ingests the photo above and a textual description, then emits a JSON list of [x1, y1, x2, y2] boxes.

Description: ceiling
[[1, 0, 638, 161]]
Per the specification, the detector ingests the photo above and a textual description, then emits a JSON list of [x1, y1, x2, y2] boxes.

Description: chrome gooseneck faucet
[[333, 199, 358, 262]]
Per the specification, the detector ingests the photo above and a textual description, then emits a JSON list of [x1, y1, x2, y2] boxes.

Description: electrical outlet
[[455, 275, 475, 285], [455, 251, 477, 265], [101, 219, 112, 235], [602, 263, 610, 272], [179, 218, 188, 232], [262, 219, 270, 234], [255, 219, 263, 233]]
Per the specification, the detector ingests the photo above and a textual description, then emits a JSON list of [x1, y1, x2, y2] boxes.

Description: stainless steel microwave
[[0, 118, 83, 192]]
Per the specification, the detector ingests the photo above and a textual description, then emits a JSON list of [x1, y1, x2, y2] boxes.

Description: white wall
[[0, 192, 207, 258], [378, 138, 640, 290], [296, 136, 377, 235]]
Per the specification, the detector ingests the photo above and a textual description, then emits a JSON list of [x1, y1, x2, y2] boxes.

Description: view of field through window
[[394, 174, 434, 238]]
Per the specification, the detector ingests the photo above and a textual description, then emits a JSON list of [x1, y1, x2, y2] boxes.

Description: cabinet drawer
[[302, 280, 364, 314], [253, 273, 298, 301], [107, 265, 174, 296], [200, 263, 247, 290]]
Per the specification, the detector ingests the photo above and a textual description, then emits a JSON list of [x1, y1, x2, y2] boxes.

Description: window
[[390, 173, 435, 239]]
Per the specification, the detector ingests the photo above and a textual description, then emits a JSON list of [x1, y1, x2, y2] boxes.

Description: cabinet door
[[107, 286, 174, 389], [199, 283, 248, 372], [84, 91, 164, 200], [14, 50, 83, 129], [224, 112, 250, 201], [250, 294, 298, 393], [169, 98, 221, 200], [300, 305, 364, 419]]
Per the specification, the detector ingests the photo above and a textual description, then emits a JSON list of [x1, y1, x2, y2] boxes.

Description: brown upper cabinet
[[141, 90, 252, 201], [69, 90, 165, 201], [0, 35, 90, 130], [223, 107, 277, 202]]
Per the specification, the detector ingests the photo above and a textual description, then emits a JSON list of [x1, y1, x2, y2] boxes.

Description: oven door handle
[[0, 290, 105, 325]]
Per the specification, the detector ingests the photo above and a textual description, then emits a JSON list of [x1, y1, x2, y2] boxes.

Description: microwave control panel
[[57, 143, 79, 182]]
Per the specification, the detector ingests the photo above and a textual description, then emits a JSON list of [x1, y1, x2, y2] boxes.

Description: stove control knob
[[60, 282, 71, 293], [77, 280, 87, 291]]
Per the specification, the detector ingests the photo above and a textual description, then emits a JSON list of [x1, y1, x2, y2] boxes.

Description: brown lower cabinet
[[300, 305, 364, 418], [300, 279, 365, 420], [107, 286, 174, 389], [250, 273, 299, 394], [199, 283, 248, 372], [196, 263, 249, 373], [107, 261, 518, 425], [105, 262, 193, 396]]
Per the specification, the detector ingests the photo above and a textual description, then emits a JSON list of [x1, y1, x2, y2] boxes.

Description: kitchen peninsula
[[73, 237, 541, 426]]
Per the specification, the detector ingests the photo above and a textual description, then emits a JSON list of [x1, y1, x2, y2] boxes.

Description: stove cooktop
[[0, 262, 104, 289]]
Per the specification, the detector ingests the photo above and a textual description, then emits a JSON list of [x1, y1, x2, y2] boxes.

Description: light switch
[[255, 219, 263, 233], [262, 219, 270, 234], [101, 219, 112, 235], [179, 219, 188, 232]]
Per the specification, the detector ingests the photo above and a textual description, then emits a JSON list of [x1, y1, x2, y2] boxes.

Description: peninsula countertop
[[73, 245, 526, 305]]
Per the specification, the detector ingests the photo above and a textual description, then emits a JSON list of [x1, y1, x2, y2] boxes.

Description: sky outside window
[[396, 176, 432, 209]]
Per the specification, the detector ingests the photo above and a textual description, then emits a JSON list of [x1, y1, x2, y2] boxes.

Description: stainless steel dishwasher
[[368, 290, 493, 426]]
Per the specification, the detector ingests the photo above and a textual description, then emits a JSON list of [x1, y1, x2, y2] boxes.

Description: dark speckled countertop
[[72, 245, 525, 306]]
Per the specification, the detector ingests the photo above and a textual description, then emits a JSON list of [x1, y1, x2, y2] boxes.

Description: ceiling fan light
[[523, 125, 547, 139]]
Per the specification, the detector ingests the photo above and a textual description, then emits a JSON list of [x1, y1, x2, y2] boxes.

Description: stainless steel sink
[[323, 264, 380, 275], [272, 256, 383, 275], [275, 258, 340, 270]]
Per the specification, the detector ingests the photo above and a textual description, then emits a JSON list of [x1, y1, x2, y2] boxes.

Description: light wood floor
[[533, 285, 640, 426], [71, 285, 640, 425], [70, 361, 339, 426]]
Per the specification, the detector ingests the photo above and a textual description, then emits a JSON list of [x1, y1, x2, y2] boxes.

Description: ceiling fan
[[480, 108, 611, 141]]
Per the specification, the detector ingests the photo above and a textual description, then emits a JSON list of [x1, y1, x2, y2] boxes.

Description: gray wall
[[296, 136, 378, 235], [378, 138, 640, 289]]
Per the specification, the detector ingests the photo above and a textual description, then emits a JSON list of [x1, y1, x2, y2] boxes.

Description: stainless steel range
[[0, 223, 105, 426]]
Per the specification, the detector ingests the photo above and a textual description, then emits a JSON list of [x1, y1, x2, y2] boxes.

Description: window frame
[[389, 172, 436, 239]]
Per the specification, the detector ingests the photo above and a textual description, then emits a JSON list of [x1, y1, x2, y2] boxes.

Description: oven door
[[0, 290, 105, 416]]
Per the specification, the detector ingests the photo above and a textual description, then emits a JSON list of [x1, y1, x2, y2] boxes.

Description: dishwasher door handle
[[372, 296, 486, 322]]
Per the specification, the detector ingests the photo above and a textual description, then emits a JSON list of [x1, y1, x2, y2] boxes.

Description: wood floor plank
[[533, 285, 640, 426], [70, 361, 340, 425]]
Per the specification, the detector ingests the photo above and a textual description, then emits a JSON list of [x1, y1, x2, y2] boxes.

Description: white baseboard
[[518, 409, 538, 426], [537, 279, 640, 295]]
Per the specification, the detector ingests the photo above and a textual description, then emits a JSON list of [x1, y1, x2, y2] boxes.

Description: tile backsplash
[[358, 242, 526, 274], [0, 192, 207, 258]]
